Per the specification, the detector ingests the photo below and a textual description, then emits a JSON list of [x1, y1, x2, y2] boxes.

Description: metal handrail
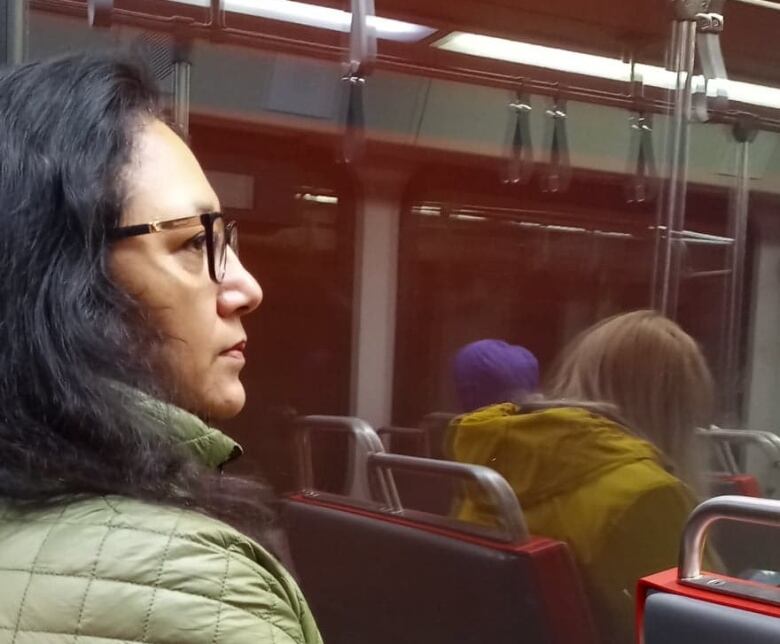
[[293, 415, 389, 502], [377, 426, 431, 455], [368, 452, 529, 544], [679, 495, 780, 579], [698, 427, 780, 454], [697, 427, 780, 474]]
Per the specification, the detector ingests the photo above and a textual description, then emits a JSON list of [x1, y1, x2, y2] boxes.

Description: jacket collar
[[167, 404, 243, 470], [142, 395, 243, 470]]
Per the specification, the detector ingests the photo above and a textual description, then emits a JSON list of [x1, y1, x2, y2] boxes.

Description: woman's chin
[[202, 382, 246, 420]]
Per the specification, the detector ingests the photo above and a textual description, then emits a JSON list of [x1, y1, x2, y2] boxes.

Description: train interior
[[5, 0, 780, 641]]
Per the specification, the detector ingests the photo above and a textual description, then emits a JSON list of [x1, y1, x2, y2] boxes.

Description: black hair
[[0, 52, 275, 542]]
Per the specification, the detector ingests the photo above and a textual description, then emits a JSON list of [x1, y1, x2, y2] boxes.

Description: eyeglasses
[[109, 212, 238, 284]]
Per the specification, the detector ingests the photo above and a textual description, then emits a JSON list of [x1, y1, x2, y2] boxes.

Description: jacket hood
[[451, 403, 663, 508]]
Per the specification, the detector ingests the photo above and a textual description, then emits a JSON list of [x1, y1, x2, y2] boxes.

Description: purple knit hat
[[453, 339, 539, 412]]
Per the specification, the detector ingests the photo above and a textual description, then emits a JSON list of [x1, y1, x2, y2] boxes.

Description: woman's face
[[111, 119, 262, 419]]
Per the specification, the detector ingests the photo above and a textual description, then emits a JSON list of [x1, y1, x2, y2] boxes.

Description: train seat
[[709, 473, 762, 497], [377, 425, 456, 514], [292, 415, 387, 501], [419, 411, 457, 459], [642, 592, 779, 644], [697, 427, 780, 499], [282, 453, 598, 644], [638, 496, 780, 643]]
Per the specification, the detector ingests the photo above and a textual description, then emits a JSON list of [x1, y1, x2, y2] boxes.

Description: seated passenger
[[452, 339, 540, 411], [449, 310, 714, 644], [0, 54, 321, 643]]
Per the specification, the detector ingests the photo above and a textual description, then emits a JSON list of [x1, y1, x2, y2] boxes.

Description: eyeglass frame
[[108, 212, 238, 284]]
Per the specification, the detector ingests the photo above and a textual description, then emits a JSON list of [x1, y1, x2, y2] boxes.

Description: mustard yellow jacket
[[450, 403, 698, 644]]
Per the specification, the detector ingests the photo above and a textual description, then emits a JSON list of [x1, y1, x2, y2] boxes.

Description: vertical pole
[[350, 169, 404, 428], [653, 16, 697, 317], [722, 117, 757, 425], [1, 0, 27, 66]]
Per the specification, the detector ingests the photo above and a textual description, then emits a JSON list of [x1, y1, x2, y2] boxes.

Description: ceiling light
[[298, 192, 339, 204], [434, 32, 628, 81], [170, 0, 435, 42], [434, 31, 780, 110]]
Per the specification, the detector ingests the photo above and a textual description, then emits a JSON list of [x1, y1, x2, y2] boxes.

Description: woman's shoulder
[[594, 458, 697, 522], [2, 494, 272, 561], [0, 495, 322, 644]]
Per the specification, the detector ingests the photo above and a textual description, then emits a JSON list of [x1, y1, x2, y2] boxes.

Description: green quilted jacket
[[0, 404, 323, 644]]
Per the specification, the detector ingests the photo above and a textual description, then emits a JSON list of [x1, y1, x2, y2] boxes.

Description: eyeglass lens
[[212, 218, 239, 283]]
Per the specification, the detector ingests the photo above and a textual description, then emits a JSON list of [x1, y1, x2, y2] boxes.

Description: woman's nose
[[217, 248, 262, 317]]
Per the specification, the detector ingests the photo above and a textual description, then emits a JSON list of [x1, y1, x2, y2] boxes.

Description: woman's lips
[[220, 340, 246, 361]]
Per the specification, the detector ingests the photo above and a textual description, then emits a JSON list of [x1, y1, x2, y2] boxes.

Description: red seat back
[[638, 496, 780, 643], [710, 474, 762, 498], [283, 494, 599, 644]]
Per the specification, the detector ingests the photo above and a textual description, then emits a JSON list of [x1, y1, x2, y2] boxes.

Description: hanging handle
[[504, 88, 534, 185], [87, 0, 114, 28], [172, 35, 192, 137], [626, 112, 658, 203], [540, 97, 571, 193], [625, 63, 658, 203], [689, 0, 728, 121], [341, 75, 366, 164]]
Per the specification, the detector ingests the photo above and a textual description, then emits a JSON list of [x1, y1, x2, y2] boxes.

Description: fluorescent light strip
[[299, 193, 339, 204], [435, 33, 629, 81], [435, 32, 780, 110], [170, 0, 436, 42], [733, 0, 780, 11]]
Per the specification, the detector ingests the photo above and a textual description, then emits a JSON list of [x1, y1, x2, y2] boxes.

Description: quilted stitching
[[73, 515, 117, 641], [0, 627, 136, 643], [141, 509, 184, 642], [10, 504, 69, 644], [212, 543, 233, 644], [0, 498, 322, 644]]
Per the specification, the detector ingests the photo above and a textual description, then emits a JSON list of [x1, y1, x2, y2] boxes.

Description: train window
[[395, 169, 659, 423], [191, 124, 356, 491]]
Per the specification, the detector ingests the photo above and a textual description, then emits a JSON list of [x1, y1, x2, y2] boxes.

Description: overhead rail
[[31, 0, 780, 135], [503, 81, 534, 185]]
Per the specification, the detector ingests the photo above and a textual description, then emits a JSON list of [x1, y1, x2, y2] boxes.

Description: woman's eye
[[185, 233, 207, 253]]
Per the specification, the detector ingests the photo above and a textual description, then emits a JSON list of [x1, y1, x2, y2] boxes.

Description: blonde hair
[[547, 310, 714, 491]]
